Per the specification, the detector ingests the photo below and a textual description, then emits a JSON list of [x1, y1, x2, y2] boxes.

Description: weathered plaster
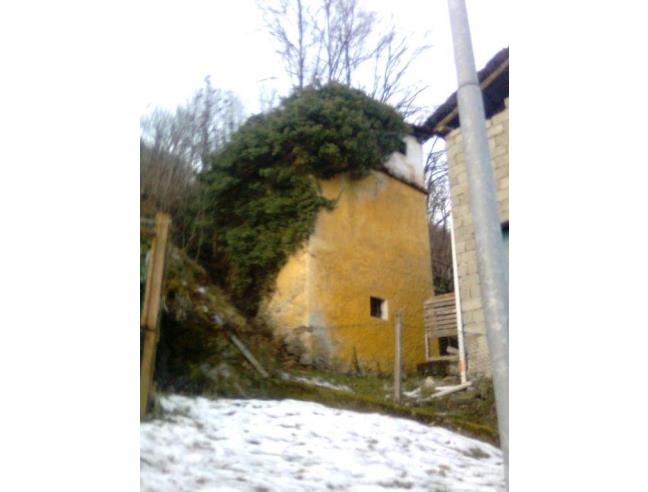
[[262, 165, 433, 373], [383, 135, 425, 189]]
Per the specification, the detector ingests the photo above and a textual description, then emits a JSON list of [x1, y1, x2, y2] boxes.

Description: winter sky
[[138, 0, 509, 119]]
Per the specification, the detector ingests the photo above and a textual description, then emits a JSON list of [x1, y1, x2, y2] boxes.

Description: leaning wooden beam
[[140, 212, 171, 419], [227, 332, 270, 379], [431, 382, 472, 399]]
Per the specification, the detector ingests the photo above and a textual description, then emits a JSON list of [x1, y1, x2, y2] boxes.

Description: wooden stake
[[393, 309, 403, 403], [140, 212, 171, 419]]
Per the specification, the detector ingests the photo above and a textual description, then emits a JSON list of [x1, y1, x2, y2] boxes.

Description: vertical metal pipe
[[447, 0, 509, 484], [449, 212, 467, 385], [393, 310, 403, 402]]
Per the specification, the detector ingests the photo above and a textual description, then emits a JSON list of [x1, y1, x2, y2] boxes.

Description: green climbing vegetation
[[199, 83, 406, 314]]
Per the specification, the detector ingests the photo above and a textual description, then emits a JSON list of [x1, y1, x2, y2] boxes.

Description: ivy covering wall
[[200, 83, 406, 315]]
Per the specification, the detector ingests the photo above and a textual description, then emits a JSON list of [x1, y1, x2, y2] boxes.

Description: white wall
[[383, 135, 425, 188]]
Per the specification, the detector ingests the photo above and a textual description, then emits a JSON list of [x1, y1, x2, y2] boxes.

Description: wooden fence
[[423, 293, 458, 360]]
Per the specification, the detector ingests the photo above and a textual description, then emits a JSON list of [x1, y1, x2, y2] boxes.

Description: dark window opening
[[439, 336, 458, 356], [370, 297, 387, 319], [398, 140, 407, 155]]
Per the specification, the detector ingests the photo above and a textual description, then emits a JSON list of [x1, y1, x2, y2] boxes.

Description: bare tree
[[424, 135, 454, 294], [139, 120, 196, 217], [259, 0, 431, 119], [142, 78, 245, 171], [259, 82, 279, 113], [367, 25, 432, 120], [425, 136, 451, 228], [140, 81, 246, 254], [335, 0, 376, 86], [218, 91, 246, 146], [261, 0, 311, 89]]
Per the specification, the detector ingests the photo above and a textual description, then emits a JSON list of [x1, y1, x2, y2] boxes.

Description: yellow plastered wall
[[263, 169, 434, 373], [259, 246, 310, 337]]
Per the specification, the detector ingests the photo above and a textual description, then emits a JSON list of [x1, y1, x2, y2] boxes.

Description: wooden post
[[140, 212, 171, 419], [393, 309, 403, 403]]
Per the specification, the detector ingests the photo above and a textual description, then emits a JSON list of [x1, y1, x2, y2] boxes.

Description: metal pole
[[449, 212, 467, 385], [447, 0, 509, 484], [393, 309, 402, 402]]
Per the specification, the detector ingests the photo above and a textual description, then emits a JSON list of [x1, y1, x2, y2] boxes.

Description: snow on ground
[[278, 372, 353, 392], [403, 387, 423, 399], [403, 384, 467, 403], [141, 395, 504, 492]]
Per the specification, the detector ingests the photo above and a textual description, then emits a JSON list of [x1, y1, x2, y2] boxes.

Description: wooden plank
[[424, 293, 459, 361], [435, 324, 457, 331], [433, 293, 456, 303], [140, 212, 171, 420], [434, 309, 455, 316], [228, 333, 270, 378], [431, 382, 472, 399], [434, 297, 455, 304], [435, 322, 457, 330], [436, 328, 458, 336], [433, 320, 457, 327], [436, 327, 457, 333], [427, 355, 459, 362], [435, 323, 457, 331]]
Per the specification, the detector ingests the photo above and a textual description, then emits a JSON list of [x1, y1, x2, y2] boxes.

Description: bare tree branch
[[258, 0, 431, 120]]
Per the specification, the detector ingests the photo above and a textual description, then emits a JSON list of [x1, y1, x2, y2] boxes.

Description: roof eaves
[[419, 47, 509, 141]]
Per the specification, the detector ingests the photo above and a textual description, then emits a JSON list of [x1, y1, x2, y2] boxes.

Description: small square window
[[398, 140, 407, 155], [370, 297, 388, 320]]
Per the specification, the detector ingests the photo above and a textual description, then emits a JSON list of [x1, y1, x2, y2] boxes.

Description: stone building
[[259, 134, 434, 373], [421, 48, 509, 377]]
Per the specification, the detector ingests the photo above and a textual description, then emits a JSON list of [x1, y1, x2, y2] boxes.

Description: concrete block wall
[[445, 98, 509, 377]]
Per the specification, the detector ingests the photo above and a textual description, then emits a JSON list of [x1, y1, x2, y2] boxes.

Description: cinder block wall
[[445, 98, 508, 377]]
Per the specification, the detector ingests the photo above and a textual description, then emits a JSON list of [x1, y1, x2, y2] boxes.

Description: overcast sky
[[138, 0, 508, 120]]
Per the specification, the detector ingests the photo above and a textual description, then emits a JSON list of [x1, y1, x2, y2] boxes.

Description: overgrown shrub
[[199, 83, 406, 314]]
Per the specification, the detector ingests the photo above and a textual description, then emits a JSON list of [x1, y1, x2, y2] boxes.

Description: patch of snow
[[403, 387, 422, 398], [279, 372, 353, 392], [141, 395, 505, 491], [436, 385, 460, 391], [403, 384, 470, 403]]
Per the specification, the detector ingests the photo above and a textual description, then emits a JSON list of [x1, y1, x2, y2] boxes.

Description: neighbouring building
[[421, 47, 509, 377], [259, 134, 434, 373]]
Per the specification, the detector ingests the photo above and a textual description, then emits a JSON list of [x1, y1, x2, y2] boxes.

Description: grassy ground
[[263, 367, 500, 446], [145, 241, 499, 446]]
